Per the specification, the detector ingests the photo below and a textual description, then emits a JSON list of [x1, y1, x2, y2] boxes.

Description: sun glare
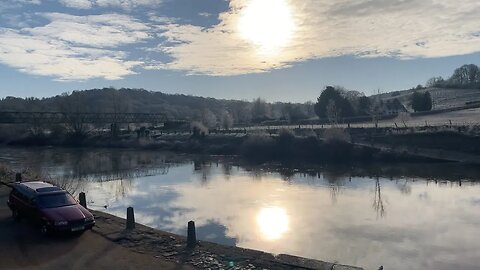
[[238, 0, 295, 55], [256, 207, 289, 241]]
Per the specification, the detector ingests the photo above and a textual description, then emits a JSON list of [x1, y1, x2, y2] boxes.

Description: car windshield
[[37, 193, 77, 209]]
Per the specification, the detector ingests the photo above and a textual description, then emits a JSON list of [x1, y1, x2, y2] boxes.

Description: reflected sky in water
[[1, 147, 479, 270]]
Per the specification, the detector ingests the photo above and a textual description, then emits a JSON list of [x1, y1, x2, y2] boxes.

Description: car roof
[[16, 181, 63, 194]]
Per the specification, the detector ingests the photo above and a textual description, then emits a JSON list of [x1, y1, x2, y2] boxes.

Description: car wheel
[[11, 209, 21, 221]]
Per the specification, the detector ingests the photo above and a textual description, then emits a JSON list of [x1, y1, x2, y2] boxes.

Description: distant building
[[381, 99, 407, 115]]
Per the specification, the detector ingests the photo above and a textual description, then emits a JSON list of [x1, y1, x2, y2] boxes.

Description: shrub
[[190, 121, 208, 137], [323, 128, 351, 143], [241, 134, 275, 160]]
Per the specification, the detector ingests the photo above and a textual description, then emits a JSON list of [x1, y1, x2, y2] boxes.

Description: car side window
[[12, 189, 21, 200], [16, 188, 28, 202]]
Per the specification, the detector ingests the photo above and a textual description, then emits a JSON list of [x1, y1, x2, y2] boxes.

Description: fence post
[[126, 207, 135, 230], [15, 173, 22, 182], [187, 221, 197, 248], [79, 192, 87, 208]]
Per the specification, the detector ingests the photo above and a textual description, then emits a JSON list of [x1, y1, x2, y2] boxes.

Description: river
[[1, 147, 479, 270]]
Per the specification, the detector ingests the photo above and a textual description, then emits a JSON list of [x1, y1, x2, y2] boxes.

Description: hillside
[[372, 88, 480, 111], [0, 88, 315, 125]]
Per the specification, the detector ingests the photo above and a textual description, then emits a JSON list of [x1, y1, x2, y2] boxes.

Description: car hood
[[41, 205, 88, 222]]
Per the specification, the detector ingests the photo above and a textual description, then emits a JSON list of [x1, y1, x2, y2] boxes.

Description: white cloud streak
[[59, 0, 162, 9], [0, 13, 149, 80], [29, 13, 150, 47], [59, 0, 93, 9]]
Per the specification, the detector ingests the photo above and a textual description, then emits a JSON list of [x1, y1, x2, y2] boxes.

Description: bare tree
[[251, 98, 271, 122], [450, 64, 480, 85], [110, 90, 129, 136], [220, 111, 234, 130], [369, 98, 383, 128], [426, 76, 445, 87], [200, 108, 217, 129], [57, 92, 92, 135], [398, 112, 410, 128]]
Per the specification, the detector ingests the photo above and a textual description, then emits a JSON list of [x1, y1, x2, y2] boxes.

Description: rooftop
[[18, 181, 61, 193]]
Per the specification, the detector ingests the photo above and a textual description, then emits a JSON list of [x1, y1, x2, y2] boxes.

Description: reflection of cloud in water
[[60, 162, 480, 270], [196, 221, 237, 247]]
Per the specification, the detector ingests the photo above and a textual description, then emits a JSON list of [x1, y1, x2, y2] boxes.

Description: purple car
[[7, 181, 95, 235]]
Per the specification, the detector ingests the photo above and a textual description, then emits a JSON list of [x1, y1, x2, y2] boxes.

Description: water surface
[[1, 147, 479, 270]]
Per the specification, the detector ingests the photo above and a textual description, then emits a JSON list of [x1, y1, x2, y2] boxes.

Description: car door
[[15, 190, 30, 216], [26, 197, 41, 222]]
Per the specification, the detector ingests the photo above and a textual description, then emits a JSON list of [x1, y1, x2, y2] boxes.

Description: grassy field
[[382, 107, 480, 127], [374, 87, 480, 111]]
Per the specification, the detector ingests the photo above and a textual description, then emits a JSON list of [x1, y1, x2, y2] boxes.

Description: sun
[[238, 0, 295, 55], [256, 207, 289, 241]]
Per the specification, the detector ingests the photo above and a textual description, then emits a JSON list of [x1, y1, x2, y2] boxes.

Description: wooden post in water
[[126, 207, 135, 230], [79, 192, 87, 208], [15, 173, 22, 182], [187, 221, 197, 248]]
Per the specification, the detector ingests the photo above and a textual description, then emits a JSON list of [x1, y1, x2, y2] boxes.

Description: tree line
[[0, 88, 316, 130], [427, 64, 480, 89]]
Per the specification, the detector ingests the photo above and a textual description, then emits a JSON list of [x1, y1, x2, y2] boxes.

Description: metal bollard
[[79, 192, 87, 208], [15, 173, 22, 182], [126, 207, 135, 230], [187, 221, 197, 248]]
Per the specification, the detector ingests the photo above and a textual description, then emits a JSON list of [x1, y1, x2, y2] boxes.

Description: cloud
[[59, 0, 162, 9], [3, 0, 480, 81], [0, 0, 40, 12], [150, 0, 480, 76], [59, 0, 93, 9], [13, 0, 41, 4], [0, 13, 149, 80], [29, 13, 150, 47]]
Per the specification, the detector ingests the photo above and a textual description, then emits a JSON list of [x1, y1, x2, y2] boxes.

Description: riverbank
[[0, 169, 363, 270], [4, 128, 469, 165]]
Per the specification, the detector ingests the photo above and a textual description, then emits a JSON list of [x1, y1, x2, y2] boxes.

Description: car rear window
[[37, 193, 77, 209]]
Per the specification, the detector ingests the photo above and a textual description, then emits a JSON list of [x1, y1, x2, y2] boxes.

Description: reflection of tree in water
[[322, 169, 347, 185], [42, 172, 86, 196], [322, 169, 348, 204], [103, 178, 134, 207], [373, 177, 386, 218], [194, 160, 212, 184], [396, 179, 412, 195], [278, 168, 296, 181], [20, 149, 173, 198], [222, 163, 232, 181], [329, 184, 341, 204]]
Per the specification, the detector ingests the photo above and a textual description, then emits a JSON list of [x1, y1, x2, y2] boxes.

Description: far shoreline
[[6, 127, 478, 165]]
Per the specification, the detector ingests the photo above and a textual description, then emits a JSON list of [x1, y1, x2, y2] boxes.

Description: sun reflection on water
[[256, 207, 289, 241]]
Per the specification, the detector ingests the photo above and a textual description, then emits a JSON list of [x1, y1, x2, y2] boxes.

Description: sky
[[1, 0, 480, 102]]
